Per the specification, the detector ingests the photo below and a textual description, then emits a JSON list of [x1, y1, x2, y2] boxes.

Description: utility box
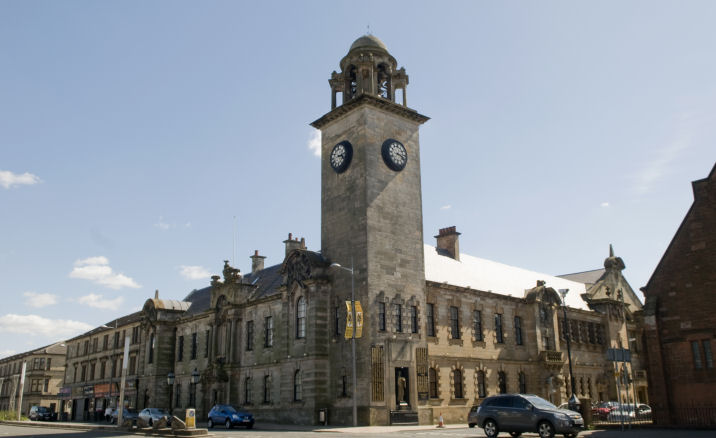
[[318, 408, 327, 425], [185, 409, 196, 429]]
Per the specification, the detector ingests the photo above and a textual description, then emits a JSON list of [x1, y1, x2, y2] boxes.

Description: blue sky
[[1, 1, 714, 358]]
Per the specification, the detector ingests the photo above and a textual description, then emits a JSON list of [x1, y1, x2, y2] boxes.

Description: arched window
[[453, 369, 463, 399], [294, 370, 302, 401], [519, 372, 526, 393], [296, 297, 306, 339], [477, 370, 486, 398], [498, 371, 507, 394], [428, 368, 438, 398]]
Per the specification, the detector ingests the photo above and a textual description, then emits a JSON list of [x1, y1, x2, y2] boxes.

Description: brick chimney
[[250, 250, 266, 274], [283, 233, 307, 256], [435, 226, 461, 261]]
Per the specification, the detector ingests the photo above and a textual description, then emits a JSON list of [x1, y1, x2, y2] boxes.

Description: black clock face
[[330, 141, 353, 173], [381, 139, 408, 171]]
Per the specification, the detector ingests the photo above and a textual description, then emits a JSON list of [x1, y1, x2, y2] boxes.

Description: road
[[1, 424, 714, 438]]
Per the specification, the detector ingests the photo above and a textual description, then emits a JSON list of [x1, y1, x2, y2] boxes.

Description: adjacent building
[[642, 163, 716, 427], [0, 342, 66, 416]]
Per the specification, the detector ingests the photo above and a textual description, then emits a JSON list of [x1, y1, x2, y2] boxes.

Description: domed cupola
[[328, 35, 409, 109]]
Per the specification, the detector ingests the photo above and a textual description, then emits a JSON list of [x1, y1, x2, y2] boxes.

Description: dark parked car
[[138, 408, 171, 427], [469, 394, 583, 438], [110, 408, 138, 425], [29, 406, 54, 421], [207, 404, 254, 429]]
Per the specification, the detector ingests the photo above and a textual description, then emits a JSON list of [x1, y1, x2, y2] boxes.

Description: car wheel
[[148, 418, 153, 427], [225, 418, 232, 429], [468, 423, 476, 428], [483, 419, 499, 438], [538, 421, 555, 438], [207, 418, 214, 428], [511, 433, 523, 437]]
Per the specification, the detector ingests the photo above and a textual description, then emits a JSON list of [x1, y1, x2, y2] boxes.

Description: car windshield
[[151, 409, 168, 414], [37, 407, 49, 412], [525, 396, 558, 410]]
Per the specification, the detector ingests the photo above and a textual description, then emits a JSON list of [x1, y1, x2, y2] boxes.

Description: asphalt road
[[1, 424, 714, 438]]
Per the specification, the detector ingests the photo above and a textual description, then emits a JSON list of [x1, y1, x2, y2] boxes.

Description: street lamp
[[558, 289, 579, 411], [330, 257, 357, 427], [191, 369, 200, 408], [167, 372, 175, 415]]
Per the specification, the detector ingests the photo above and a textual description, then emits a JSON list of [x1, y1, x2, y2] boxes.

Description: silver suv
[[469, 394, 583, 438]]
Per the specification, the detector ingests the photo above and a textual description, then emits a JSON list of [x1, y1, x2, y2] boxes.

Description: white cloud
[[600, 202, 610, 208], [0, 349, 16, 359], [179, 265, 211, 280], [69, 256, 140, 289], [0, 170, 41, 189], [0, 314, 92, 338], [440, 205, 452, 210], [77, 293, 124, 310], [308, 129, 321, 157], [155, 216, 171, 230], [23, 291, 58, 308]]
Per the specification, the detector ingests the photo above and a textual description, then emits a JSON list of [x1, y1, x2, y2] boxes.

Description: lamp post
[[558, 289, 579, 411], [330, 257, 357, 427], [167, 372, 175, 415], [191, 369, 199, 408]]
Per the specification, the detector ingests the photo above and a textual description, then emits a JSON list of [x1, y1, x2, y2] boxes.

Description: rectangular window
[[692, 341, 703, 369], [495, 313, 504, 343], [205, 330, 210, 358], [103, 335, 108, 351], [148, 333, 155, 364], [411, 306, 418, 333], [46, 358, 51, 371], [92, 338, 97, 353], [129, 356, 136, 375], [43, 379, 49, 392], [177, 336, 184, 361], [246, 321, 254, 351], [334, 306, 340, 337], [473, 310, 483, 341], [378, 302, 386, 331], [450, 306, 460, 339], [704, 340, 714, 369], [514, 316, 523, 345], [264, 316, 274, 347], [191, 333, 197, 360], [245, 377, 252, 404], [90, 362, 95, 380], [263, 375, 271, 403], [426, 303, 435, 337], [113, 332, 119, 349], [81, 365, 87, 381], [394, 304, 403, 332], [83, 340, 89, 355]]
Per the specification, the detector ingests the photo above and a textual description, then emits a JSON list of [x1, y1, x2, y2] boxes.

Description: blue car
[[207, 404, 254, 429]]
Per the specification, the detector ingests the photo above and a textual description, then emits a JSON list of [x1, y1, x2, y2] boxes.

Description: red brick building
[[642, 163, 716, 427]]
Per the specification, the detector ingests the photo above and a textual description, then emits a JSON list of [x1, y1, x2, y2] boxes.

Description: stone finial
[[154, 289, 159, 299]]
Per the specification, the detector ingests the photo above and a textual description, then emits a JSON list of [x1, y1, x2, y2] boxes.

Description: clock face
[[330, 141, 353, 174], [381, 139, 408, 171]]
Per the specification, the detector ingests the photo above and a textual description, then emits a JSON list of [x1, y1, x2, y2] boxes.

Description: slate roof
[[182, 286, 213, 317], [241, 263, 284, 299]]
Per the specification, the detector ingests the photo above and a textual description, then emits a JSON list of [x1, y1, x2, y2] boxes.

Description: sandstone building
[[642, 163, 716, 427], [53, 35, 648, 426]]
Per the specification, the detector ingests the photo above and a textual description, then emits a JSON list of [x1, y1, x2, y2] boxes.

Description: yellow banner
[[345, 301, 353, 339], [355, 301, 363, 338]]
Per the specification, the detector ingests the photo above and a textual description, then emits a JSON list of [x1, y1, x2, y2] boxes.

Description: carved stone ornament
[[283, 252, 312, 288]]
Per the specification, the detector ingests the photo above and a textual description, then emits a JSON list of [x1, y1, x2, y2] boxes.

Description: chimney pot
[[250, 250, 266, 274]]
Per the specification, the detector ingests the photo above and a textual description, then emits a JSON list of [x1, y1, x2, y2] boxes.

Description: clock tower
[[311, 35, 430, 425]]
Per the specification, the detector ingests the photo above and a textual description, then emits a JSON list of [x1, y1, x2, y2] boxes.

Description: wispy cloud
[[69, 256, 140, 289], [600, 202, 610, 208], [632, 111, 699, 195], [440, 205, 452, 210], [23, 291, 58, 308], [154, 216, 191, 230], [0, 314, 92, 337], [308, 129, 321, 157], [179, 265, 211, 280], [0, 170, 41, 189], [77, 293, 124, 310]]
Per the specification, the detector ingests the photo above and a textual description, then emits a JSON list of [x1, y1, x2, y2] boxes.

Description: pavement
[[1, 419, 714, 437]]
